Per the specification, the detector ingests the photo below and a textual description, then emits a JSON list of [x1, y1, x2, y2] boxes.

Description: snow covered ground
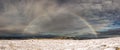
[[0, 37, 120, 50]]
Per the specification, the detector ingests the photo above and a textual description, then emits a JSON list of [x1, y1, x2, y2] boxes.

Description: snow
[[0, 37, 120, 50], [104, 48, 116, 50]]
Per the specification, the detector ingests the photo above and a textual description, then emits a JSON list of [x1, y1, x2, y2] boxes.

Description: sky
[[0, 0, 120, 37], [100, 21, 120, 31]]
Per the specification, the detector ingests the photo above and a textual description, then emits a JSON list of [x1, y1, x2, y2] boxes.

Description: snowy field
[[0, 37, 120, 50]]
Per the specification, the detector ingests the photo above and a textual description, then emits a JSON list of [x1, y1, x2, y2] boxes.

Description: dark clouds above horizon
[[0, 0, 120, 36]]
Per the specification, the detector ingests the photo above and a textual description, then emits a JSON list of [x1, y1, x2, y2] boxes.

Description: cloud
[[0, 0, 120, 37]]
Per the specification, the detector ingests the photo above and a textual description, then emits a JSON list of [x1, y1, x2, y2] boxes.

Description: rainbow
[[23, 12, 98, 37]]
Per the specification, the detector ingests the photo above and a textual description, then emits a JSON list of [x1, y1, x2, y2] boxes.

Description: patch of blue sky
[[98, 24, 120, 32]]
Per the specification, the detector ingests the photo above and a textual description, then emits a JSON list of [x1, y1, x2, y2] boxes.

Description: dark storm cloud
[[0, 0, 119, 37]]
